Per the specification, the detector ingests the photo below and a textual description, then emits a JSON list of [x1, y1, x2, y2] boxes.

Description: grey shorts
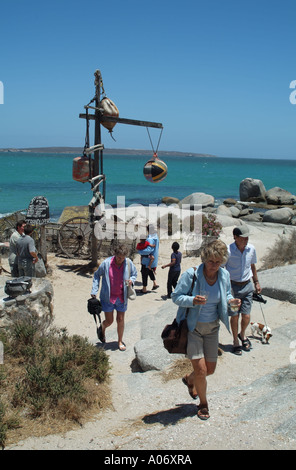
[[187, 320, 220, 362], [229, 281, 254, 316]]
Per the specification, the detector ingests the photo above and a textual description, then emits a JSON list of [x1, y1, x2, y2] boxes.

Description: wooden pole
[[90, 70, 103, 267], [94, 70, 102, 176], [79, 113, 163, 129]]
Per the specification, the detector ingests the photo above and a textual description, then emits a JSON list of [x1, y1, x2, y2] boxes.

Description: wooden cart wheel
[[58, 217, 93, 259]]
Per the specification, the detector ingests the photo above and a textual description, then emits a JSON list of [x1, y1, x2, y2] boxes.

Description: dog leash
[[259, 302, 267, 325], [253, 293, 268, 324]]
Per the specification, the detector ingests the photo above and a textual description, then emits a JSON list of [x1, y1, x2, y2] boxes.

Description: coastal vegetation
[[260, 231, 296, 270], [0, 312, 111, 448]]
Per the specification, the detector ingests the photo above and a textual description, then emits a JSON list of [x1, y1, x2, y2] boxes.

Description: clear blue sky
[[0, 0, 295, 159]]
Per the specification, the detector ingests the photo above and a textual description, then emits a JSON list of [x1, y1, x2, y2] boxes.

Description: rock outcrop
[[239, 178, 266, 202], [265, 187, 296, 205], [0, 277, 54, 327]]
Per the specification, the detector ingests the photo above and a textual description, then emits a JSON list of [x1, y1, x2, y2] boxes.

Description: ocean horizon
[[1, 151, 296, 222]]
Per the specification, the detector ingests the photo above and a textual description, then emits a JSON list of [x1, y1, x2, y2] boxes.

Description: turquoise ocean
[[1, 151, 296, 222]]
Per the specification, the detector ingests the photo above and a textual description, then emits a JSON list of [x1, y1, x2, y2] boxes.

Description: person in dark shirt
[[162, 242, 182, 298], [16, 224, 38, 277]]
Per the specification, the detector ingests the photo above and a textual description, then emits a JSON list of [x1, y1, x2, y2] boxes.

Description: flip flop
[[152, 285, 159, 290], [197, 404, 210, 420], [182, 376, 198, 400], [233, 345, 242, 355], [118, 342, 126, 351], [238, 334, 252, 351]]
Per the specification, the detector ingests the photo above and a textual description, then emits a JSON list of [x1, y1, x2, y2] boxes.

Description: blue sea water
[[0, 151, 296, 221]]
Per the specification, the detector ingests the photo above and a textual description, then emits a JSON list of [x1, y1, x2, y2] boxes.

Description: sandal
[[197, 404, 210, 420], [182, 376, 198, 400], [233, 345, 242, 355], [118, 342, 126, 351], [238, 334, 252, 351]]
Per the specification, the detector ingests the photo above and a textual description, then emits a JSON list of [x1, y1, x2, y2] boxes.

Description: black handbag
[[161, 316, 189, 354], [87, 297, 102, 340], [161, 268, 196, 354]]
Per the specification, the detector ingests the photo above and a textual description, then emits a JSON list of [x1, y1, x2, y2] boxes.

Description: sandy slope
[[6, 222, 296, 450]]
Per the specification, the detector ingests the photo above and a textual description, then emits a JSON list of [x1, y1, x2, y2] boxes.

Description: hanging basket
[[143, 153, 168, 183]]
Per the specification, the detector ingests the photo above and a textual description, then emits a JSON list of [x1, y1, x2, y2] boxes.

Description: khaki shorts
[[187, 320, 220, 362], [229, 281, 254, 316]]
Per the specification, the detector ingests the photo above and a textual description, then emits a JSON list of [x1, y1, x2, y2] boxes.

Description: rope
[[259, 303, 268, 325], [146, 127, 163, 157]]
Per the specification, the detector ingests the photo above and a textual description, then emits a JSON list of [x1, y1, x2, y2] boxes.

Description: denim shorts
[[100, 297, 127, 313], [187, 320, 220, 362], [229, 281, 254, 316]]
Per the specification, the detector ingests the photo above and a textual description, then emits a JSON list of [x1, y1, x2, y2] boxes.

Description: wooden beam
[[79, 113, 163, 129]]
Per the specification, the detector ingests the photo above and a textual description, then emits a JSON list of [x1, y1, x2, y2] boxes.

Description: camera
[[253, 292, 267, 304]]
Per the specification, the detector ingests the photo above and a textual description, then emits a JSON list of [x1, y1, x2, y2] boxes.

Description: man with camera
[[225, 226, 261, 355]]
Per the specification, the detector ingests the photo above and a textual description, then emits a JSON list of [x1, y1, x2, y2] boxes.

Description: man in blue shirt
[[225, 226, 261, 355]]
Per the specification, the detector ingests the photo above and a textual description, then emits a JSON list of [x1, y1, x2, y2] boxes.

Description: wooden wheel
[[58, 217, 93, 259]]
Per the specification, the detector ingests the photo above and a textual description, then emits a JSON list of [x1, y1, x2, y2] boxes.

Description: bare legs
[[101, 311, 126, 350], [185, 358, 217, 420], [231, 313, 250, 348]]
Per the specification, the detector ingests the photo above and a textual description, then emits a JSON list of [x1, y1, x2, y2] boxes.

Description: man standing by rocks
[[16, 224, 38, 277], [8, 220, 26, 276], [225, 226, 261, 355]]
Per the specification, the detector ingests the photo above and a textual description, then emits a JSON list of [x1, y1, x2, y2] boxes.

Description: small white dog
[[251, 322, 272, 344]]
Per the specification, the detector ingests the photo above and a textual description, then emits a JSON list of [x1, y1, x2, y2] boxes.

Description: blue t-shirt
[[170, 251, 182, 272], [197, 281, 220, 323]]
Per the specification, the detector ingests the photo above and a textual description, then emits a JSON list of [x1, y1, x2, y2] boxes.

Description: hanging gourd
[[143, 152, 168, 183], [100, 97, 119, 138]]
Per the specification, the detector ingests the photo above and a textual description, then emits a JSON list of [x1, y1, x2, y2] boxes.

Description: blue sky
[[0, 0, 295, 159]]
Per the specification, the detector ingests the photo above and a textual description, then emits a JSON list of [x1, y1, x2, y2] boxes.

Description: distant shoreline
[[0, 147, 218, 158]]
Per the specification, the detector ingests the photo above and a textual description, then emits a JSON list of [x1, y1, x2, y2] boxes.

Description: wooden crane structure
[[79, 69, 163, 266]]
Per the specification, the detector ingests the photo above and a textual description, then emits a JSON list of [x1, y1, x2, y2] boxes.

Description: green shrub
[[0, 398, 20, 449], [261, 231, 296, 270], [0, 313, 110, 448]]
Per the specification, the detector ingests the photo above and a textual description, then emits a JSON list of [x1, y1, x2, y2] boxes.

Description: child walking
[[162, 242, 182, 298]]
